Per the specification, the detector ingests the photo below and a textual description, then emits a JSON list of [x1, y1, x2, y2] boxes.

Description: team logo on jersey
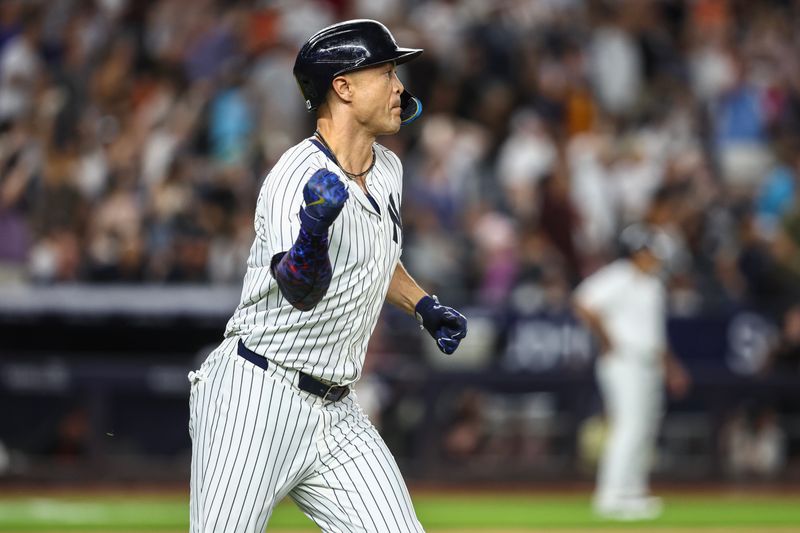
[[387, 194, 402, 244]]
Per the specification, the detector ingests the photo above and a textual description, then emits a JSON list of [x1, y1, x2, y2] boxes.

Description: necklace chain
[[314, 130, 375, 179]]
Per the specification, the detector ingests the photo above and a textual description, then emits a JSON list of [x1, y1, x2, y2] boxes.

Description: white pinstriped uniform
[[188, 138, 423, 532], [574, 259, 666, 510], [226, 138, 404, 384]]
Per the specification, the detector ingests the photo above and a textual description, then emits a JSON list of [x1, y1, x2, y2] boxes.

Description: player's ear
[[330, 75, 354, 104]]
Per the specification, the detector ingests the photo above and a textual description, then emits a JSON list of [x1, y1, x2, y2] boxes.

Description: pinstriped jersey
[[224, 138, 404, 385]]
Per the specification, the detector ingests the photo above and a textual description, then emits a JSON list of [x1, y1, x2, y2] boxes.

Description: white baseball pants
[[595, 354, 664, 505], [188, 337, 424, 532]]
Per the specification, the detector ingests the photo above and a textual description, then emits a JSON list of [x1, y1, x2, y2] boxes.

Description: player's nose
[[393, 74, 404, 94]]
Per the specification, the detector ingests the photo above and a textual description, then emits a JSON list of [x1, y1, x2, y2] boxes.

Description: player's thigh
[[599, 360, 660, 437], [290, 447, 423, 532], [290, 411, 423, 533], [191, 355, 320, 533]]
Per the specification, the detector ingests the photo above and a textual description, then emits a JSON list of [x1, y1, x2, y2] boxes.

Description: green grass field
[[0, 492, 798, 532]]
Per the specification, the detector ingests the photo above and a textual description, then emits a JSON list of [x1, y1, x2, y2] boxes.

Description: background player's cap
[[293, 19, 424, 125], [618, 223, 673, 263]]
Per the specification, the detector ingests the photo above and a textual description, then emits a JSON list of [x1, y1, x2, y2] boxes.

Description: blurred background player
[[573, 224, 691, 520]]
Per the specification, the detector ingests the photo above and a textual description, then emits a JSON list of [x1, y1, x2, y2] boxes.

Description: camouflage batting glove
[[300, 169, 349, 236]]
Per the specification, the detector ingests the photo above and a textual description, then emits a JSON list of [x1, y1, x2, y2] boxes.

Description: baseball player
[[573, 224, 690, 521], [187, 20, 467, 532]]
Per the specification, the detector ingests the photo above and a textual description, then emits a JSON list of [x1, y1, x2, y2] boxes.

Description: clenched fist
[[299, 169, 349, 235], [415, 295, 468, 355]]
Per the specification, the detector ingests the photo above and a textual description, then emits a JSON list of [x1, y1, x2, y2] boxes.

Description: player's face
[[347, 62, 405, 135], [635, 248, 663, 274]]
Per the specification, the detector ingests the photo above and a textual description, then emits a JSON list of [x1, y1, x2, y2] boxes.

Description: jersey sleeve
[[254, 152, 318, 265], [573, 266, 621, 314]]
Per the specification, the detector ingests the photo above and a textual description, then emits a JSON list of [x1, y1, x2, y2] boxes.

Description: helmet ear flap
[[296, 76, 320, 110], [400, 90, 422, 125]]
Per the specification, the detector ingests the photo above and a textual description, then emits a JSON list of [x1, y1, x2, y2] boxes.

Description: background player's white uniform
[[574, 259, 666, 513], [187, 138, 423, 532]]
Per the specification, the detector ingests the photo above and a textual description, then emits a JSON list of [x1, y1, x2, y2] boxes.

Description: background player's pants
[[188, 337, 424, 533], [594, 354, 664, 506]]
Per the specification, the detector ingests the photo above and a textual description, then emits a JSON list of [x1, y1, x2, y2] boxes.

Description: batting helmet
[[293, 19, 423, 125], [618, 223, 672, 262]]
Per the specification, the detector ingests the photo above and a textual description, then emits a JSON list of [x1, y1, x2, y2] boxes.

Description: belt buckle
[[323, 383, 345, 402]]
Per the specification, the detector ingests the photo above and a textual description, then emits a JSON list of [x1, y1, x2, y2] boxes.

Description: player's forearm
[[573, 302, 612, 355], [662, 349, 686, 377], [271, 228, 332, 311], [662, 349, 691, 397], [386, 262, 427, 315]]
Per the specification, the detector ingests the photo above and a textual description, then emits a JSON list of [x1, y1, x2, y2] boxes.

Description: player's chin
[[385, 113, 402, 134]]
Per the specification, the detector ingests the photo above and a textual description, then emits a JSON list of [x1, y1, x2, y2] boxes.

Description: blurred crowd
[[0, 0, 799, 347]]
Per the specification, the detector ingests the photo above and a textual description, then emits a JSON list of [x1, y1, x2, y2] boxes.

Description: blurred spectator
[[209, 65, 253, 165], [248, 41, 307, 161], [0, 6, 42, 125], [721, 404, 786, 480], [775, 205, 800, 281], [768, 305, 800, 374], [401, 201, 463, 298], [86, 165, 144, 281], [496, 109, 556, 222], [568, 123, 617, 263], [442, 389, 487, 461], [44, 406, 90, 464], [471, 210, 518, 308], [736, 205, 799, 320], [165, 221, 210, 283], [588, 2, 643, 118], [754, 139, 797, 240], [0, 438, 8, 476], [0, 116, 40, 281], [711, 55, 772, 191]]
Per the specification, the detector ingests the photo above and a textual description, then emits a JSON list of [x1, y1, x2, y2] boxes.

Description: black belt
[[237, 339, 350, 402]]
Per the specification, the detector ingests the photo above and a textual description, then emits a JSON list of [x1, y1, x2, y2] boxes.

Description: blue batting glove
[[299, 169, 349, 235], [415, 295, 468, 355]]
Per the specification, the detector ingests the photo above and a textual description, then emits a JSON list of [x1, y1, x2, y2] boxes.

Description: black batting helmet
[[293, 19, 423, 125]]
